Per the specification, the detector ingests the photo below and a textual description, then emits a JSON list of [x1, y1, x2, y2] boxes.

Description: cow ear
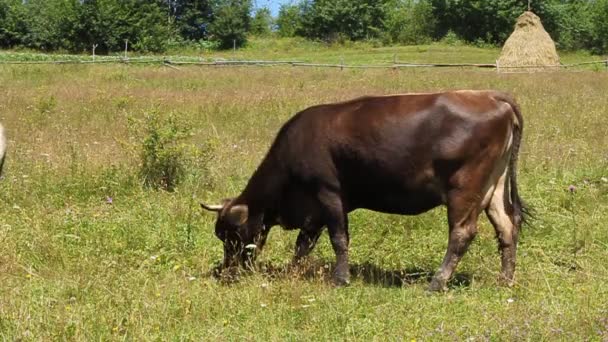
[[226, 204, 248, 226]]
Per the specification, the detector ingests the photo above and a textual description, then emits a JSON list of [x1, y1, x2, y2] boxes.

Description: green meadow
[[1, 44, 607, 340]]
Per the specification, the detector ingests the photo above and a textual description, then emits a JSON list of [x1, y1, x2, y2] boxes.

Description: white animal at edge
[[0, 123, 6, 176]]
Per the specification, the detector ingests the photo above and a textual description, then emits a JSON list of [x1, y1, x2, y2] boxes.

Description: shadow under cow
[[209, 259, 472, 289]]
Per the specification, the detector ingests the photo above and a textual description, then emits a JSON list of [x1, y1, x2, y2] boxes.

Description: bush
[[128, 111, 212, 192], [439, 30, 464, 46]]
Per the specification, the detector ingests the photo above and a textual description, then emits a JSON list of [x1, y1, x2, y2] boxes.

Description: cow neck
[[237, 152, 285, 215]]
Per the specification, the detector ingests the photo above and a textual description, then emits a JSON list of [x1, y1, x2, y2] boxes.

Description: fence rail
[[0, 56, 607, 71]]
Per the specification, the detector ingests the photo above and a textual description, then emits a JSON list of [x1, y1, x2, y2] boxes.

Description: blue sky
[[253, 0, 292, 16]]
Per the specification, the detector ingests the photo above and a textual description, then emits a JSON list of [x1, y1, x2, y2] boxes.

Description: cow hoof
[[428, 277, 447, 292], [498, 274, 515, 287], [333, 275, 351, 287]]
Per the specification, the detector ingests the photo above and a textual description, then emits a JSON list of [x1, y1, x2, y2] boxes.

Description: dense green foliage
[[430, 0, 608, 51], [383, 0, 436, 45], [169, 0, 213, 42], [0, 0, 607, 53], [278, 0, 608, 53], [250, 7, 273, 36], [0, 0, 173, 53], [296, 0, 386, 42], [208, 0, 252, 49], [0, 0, 252, 52]]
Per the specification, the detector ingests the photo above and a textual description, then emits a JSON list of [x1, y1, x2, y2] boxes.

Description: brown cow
[[202, 90, 527, 291]]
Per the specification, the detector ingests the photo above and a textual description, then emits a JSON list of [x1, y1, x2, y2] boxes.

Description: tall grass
[[0, 61, 607, 340]]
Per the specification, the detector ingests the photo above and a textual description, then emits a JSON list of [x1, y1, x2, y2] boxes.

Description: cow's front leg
[[293, 227, 324, 263], [318, 189, 350, 286]]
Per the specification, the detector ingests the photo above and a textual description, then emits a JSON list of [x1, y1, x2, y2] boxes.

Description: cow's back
[[271, 91, 516, 214]]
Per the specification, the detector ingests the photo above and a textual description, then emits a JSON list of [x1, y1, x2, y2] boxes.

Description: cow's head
[[201, 199, 264, 269]]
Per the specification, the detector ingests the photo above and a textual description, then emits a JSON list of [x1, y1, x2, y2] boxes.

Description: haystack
[[498, 11, 560, 72]]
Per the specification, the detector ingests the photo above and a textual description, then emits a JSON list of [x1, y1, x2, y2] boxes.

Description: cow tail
[[501, 95, 530, 228]]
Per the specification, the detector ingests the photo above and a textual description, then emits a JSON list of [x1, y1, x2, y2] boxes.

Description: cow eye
[[215, 229, 226, 242]]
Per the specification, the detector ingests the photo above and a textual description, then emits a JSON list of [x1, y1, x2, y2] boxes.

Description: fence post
[[124, 40, 129, 60], [340, 56, 344, 71], [92, 44, 98, 60]]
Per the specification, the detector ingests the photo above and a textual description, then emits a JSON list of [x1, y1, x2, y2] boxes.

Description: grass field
[[1, 38, 605, 67], [1, 46, 608, 340]]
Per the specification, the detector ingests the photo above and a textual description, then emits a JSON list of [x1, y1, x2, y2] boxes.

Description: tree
[[276, 3, 302, 37], [383, 0, 436, 45], [543, 0, 593, 51], [88, 0, 171, 53], [64, 0, 109, 53], [0, 0, 28, 48], [18, 0, 77, 51], [298, 0, 388, 42], [589, 0, 608, 54], [208, 0, 252, 49], [165, 0, 213, 41], [250, 7, 273, 36], [430, 0, 563, 45]]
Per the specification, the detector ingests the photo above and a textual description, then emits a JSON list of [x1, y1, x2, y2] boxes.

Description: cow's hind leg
[[429, 191, 481, 292], [293, 227, 324, 262], [485, 170, 519, 285]]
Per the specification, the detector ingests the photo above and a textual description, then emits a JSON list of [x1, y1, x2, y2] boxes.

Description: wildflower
[[507, 298, 515, 303], [106, 196, 113, 204], [260, 303, 267, 308], [568, 185, 576, 193]]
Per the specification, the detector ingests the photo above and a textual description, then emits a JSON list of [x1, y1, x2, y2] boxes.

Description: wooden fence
[[0, 56, 607, 71]]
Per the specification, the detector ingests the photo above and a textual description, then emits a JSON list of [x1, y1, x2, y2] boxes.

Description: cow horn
[[200, 202, 224, 212]]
